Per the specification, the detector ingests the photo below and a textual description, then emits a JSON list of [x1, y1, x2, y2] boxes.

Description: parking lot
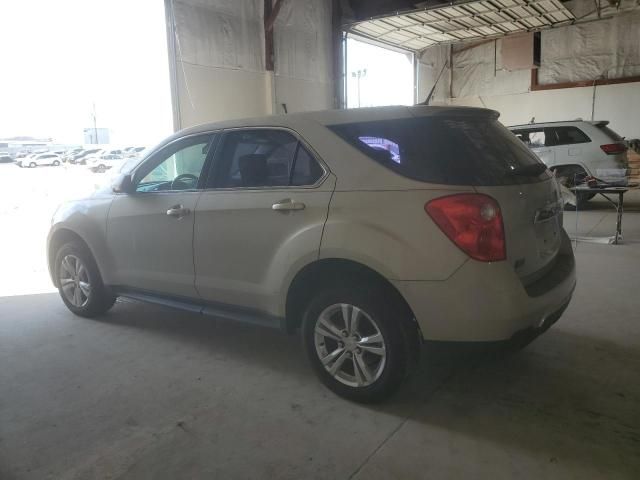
[[0, 163, 111, 296]]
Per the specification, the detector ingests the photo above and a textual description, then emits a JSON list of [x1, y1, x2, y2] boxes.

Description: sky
[[0, 0, 173, 145], [345, 37, 414, 109]]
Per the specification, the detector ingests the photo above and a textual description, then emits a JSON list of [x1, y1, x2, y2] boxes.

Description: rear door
[[194, 128, 334, 314], [546, 126, 591, 167]]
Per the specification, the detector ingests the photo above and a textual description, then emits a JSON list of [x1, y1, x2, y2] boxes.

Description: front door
[[107, 133, 215, 297], [528, 128, 556, 168], [194, 129, 335, 314]]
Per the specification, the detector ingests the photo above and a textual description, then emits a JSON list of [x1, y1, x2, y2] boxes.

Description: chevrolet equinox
[[48, 106, 576, 402]]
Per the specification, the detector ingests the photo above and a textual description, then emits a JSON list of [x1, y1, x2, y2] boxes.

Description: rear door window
[[329, 117, 550, 185], [211, 130, 324, 188]]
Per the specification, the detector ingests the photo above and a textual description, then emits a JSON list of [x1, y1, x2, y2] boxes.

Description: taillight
[[425, 194, 506, 262], [600, 143, 627, 155]]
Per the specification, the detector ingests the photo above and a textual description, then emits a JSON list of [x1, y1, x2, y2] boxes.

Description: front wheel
[[55, 241, 116, 317], [52, 160, 60, 166], [29, 162, 36, 168], [302, 287, 410, 403]]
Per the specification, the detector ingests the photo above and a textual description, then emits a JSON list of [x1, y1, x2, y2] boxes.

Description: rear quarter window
[[329, 116, 550, 186]]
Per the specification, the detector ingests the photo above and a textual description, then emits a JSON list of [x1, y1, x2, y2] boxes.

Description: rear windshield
[[596, 124, 623, 142], [328, 116, 550, 185]]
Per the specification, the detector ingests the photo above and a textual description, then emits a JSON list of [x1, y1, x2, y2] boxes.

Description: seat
[[238, 154, 268, 187]]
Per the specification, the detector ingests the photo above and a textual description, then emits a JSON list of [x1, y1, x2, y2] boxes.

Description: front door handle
[[166, 204, 190, 218], [272, 199, 306, 212]]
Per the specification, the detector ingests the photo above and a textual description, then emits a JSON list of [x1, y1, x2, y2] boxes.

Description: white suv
[[509, 120, 628, 206], [47, 106, 576, 402], [25, 153, 62, 168]]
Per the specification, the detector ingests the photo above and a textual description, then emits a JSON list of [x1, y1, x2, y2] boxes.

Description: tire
[[54, 241, 116, 317], [53, 160, 60, 166], [29, 162, 36, 168], [302, 286, 411, 403]]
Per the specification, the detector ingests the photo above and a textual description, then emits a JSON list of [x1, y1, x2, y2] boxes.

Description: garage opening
[[345, 36, 415, 108]]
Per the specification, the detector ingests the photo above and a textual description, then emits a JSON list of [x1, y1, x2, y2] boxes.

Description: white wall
[[418, 5, 640, 139], [447, 83, 640, 138], [273, 0, 334, 114], [176, 64, 272, 127], [169, 0, 334, 129]]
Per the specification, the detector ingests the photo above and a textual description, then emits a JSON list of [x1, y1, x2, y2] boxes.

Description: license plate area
[[534, 214, 561, 260]]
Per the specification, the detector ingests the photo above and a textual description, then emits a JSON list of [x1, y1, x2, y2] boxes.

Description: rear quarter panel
[[320, 189, 471, 281]]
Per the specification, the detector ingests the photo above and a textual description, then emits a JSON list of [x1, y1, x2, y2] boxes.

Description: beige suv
[[47, 106, 576, 402]]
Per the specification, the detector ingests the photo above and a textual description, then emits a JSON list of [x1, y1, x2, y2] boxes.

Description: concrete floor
[[1, 166, 640, 478]]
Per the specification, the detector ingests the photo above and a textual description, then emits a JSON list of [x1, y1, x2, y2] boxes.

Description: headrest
[[238, 154, 268, 187]]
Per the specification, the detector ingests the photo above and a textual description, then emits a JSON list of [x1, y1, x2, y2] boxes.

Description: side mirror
[[112, 174, 133, 194]]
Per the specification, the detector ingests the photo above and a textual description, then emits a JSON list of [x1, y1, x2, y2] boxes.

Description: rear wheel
[[55, 241, 116, 317], [302, 287, 410, 403], [52, 160, 60, 166]]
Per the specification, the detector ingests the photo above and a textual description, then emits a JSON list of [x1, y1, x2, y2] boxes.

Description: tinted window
[[330, 117, 549, 185], [291, 146, 324, 186], [212, 130, 323, 188], [548, 127, 590, 145]]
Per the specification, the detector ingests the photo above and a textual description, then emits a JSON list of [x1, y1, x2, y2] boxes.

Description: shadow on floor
[[2, 292, 639, 478]]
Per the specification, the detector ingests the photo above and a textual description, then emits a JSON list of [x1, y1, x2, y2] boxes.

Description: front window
[[135, 134, 213, 192]]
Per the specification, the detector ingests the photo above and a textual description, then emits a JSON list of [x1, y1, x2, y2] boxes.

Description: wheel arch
[[47, 228, 94, 287], [285, 258, 421, 340]]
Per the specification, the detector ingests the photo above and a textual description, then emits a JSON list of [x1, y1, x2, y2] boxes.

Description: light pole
[[91, 102, 98, 144], [351, 68, 367, 107]]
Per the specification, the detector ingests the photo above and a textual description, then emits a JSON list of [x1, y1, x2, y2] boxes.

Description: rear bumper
[[393, 229, 576, 342]]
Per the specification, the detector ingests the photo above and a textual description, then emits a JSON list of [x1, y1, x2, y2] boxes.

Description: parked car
[[509, 120, 628, 207], [62, 148, 84, 163], [87, 150, 126, 172], [0, 154, 13, 163], [123, 146, 147, 158], [25, 153, 62, 167], [69, 148, 102, 165], [47, 106, 576, 402]]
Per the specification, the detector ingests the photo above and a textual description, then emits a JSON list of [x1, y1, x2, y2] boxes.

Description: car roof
[[177, 105, 499, 138]]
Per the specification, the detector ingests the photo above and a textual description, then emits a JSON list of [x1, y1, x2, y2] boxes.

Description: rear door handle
[[272, 199, 306, 212], [166, 204, 190, 218]]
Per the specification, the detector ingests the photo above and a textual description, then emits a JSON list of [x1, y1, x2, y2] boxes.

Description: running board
[[113, 288, 284, 330]]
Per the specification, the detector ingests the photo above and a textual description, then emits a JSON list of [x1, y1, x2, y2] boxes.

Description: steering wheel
[[171, 173, 198, 190]]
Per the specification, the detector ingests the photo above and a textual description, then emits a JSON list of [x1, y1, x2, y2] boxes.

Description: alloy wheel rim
[[59, 254, 91, 307], [314, 303, 386, 388]]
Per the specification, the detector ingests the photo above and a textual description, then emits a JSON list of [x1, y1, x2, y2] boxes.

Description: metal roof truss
[[348, 0, 575, 52]]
